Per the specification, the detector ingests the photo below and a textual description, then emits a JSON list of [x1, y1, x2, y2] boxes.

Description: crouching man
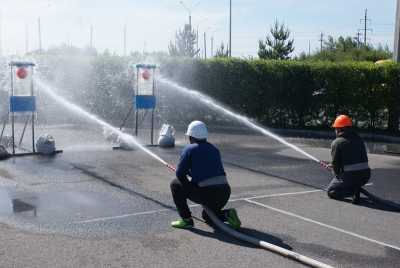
[[170, 121, 241, 229], [327, 115, 371, 204]]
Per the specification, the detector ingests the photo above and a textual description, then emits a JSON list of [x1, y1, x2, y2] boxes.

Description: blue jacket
[[176, 141, 226, 185]]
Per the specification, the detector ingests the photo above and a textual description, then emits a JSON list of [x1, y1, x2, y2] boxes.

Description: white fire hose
[[203, 207, 335, 268]]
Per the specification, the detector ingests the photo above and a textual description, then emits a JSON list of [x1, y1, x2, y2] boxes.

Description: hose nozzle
[[166, 163, 176, 172], [319, 160, 332, 171]]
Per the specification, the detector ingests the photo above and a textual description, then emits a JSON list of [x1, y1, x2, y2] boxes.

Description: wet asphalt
[[0, 125, 399, 268]]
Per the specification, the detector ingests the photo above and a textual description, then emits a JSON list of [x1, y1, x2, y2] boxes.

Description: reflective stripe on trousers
[[343, 162, 369, 172], [197, 176, 228, 187]]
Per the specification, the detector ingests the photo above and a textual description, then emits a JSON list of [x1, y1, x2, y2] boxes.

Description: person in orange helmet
[[326, 115, 371, 204]]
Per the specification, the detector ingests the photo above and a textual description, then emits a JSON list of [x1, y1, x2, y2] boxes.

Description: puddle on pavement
[[0, 169, 14, 179], [0, 188, 125, 221]]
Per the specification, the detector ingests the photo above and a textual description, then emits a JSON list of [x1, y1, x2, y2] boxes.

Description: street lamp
[[179, 1, 192, 28], [194, 17, 208, 58], [229, 0, 232, 57], [394, 0, 400, 62], [211, 29, 220, 57], [179, 1, 201, 29], [203, 26, 212, 59]]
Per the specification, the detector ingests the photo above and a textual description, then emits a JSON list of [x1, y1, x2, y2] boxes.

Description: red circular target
[[142, 69, 151, 80], [16, 67, 28, 79]]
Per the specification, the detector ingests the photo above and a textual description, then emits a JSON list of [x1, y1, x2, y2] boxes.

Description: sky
[[0, 0, 397, 57]]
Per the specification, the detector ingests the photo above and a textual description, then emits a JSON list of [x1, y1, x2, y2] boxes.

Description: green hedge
[[161, 58, 400, 133]]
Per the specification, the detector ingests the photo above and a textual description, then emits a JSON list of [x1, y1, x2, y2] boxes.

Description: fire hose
[[164, 163, 335, 268]]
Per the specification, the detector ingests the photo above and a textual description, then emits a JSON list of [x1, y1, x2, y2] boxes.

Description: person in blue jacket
[[170, 121, 241, 229]]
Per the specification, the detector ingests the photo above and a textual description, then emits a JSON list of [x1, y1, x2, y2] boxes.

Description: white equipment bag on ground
[[36, 134, 56, 155], [158, 124, 175, 148]]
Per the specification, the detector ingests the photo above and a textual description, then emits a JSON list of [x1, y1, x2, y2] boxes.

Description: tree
[[214, 42, 229, 58], [168, 24, 198, 58], [304, 35, 392, 62], [258, 20, 294, 60], [324, 35, 357, 52]]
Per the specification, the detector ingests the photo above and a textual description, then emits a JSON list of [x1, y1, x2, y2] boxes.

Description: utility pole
[[204, 32, 207, 59], [354, 31, 361, 48], [196, 27, 199, 58], [359, 9, 372, 47], [319, 33, 324, 52], [211, 36, 214, 57], [90, 24, 94, 49], [394, 0, 400, 62], [25, 24, 29, 54], [123, 24, 127, 56], [308, 40, 311, 56], [229, 0, 232, 57], [38, 18, 42, 53], [179, 1, 192, 30], [0, 12, 3, 56]]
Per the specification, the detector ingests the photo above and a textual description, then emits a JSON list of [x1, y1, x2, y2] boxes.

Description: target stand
[[112, 64, 157, 150], [5, 61, 62, 157], [135, 64, 157, 146]]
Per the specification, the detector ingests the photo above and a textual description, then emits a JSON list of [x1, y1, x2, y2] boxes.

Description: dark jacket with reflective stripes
[[176, 141, 227, 186], [331, 129, 370, 178]]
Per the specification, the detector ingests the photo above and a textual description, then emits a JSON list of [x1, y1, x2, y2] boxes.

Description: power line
[[359, 8, 373, 46]]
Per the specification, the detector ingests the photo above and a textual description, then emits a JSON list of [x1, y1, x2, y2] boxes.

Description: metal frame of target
[[135, 64, 157, 145], [8, 61, 37, 155]]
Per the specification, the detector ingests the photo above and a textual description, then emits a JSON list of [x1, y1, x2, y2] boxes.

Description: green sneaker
[[171, 218, 194, 229], [226, 209, 241, 229]]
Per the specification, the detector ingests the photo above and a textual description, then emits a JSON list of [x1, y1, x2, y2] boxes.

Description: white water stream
[[35, 78, 170, 167], [157, 76, 321, 163]]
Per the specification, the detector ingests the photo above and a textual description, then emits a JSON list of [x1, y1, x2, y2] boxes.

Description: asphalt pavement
[[0, 125, 399, 268]]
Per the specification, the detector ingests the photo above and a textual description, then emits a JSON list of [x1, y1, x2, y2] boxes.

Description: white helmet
[[186, 121, 208, 140]]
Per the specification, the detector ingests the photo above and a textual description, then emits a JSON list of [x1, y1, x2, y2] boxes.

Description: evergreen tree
[[168, 24, 198, 58], [258, 20, 294, 60]]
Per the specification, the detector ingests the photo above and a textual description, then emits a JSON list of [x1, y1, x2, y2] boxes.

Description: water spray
[[33, 75, 395, 267], [157, 77, 400, 212], [157, 77, 322, 165], [34, 77, 171, 170]]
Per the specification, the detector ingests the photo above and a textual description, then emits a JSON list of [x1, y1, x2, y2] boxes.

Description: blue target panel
[[10, 96, 36, 112], [135, 95, 156, 109]]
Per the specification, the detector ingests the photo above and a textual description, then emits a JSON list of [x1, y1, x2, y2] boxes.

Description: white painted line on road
[[75, 184, 376, 225], [75, 208, 171, 224], [243, 190, 322, 201], [245, 199, 400, 252], [74, 189, 324, 224]]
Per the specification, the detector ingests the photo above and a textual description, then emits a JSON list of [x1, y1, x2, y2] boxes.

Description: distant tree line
[[168, 20, 392, 62]]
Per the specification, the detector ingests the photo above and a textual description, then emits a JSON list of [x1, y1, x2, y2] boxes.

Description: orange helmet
[[332, 115, 352, 128]]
